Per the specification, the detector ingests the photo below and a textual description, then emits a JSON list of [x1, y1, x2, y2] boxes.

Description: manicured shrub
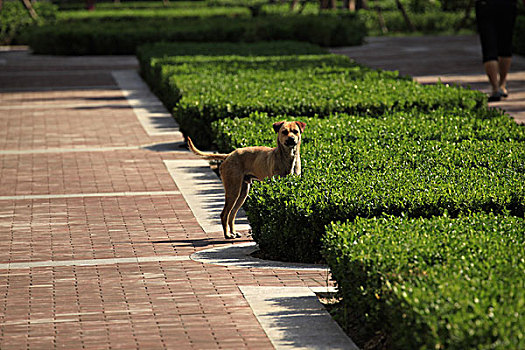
[[137, 40, 328, 63], [139, 43, 485, 148], [56, 6, 251, 22], [323, 213, 525, 349], [137, 42, 334, 145], [212, 108, 525, 152], [359, 9, 474, 35], [212, 110, 525, 262], [26, 14, 366, 55]]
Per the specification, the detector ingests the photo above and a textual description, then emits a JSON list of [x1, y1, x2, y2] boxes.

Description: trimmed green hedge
[[137, 41, 328, 66], [56, 6, 251, 21], [26, 14, 366, 55], [323, 214, 525, 349], [136, 40, 523, 347], [359, 9, 475, 36], [212, 108, 525, 152], [138, 42, 485, 148], [212, 109, 525, 262]]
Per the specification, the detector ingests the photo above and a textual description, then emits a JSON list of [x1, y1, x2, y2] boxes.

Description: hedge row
[[323, 214, 524, 349], [56, 6, 252, 22], [359, 9, 475, 36], [213, 110, 525, 262], [25, 14, 366, 55], [55, 1, 319, 20], [138, 42, 485, 148], [139, 41, 523, 348]]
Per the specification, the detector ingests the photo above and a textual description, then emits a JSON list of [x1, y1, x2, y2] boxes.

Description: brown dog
[[187, 121, 306, 239]]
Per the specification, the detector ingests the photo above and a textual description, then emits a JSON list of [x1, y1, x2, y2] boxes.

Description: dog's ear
[[295, 121, 306, 133], [273, 121, 285, 133]]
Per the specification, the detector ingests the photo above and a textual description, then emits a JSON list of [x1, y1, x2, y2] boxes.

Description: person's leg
[[495, 1, 517, 96], [476, 0, 500, 99], [484, 60, 500, 94], [498, 56, 512, 94]]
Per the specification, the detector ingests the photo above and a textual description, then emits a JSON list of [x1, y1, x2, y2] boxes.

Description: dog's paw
[[234, 231, 242, 238]]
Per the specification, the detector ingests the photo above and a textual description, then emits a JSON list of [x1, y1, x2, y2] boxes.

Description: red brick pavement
[[0, 49, 330, 349], [0, 151, 184, 196]]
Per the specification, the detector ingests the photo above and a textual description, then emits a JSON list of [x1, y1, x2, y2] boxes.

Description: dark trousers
[[475, 0, 517, 62]]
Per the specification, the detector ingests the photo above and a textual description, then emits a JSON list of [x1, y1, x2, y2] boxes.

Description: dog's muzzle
[[285, 137, 297, 147]]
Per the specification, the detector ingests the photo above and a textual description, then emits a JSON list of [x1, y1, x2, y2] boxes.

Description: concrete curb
[[191, 242, 329, 271]]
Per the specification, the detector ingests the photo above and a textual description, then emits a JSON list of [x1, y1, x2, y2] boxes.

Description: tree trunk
[[21, 0, 38, 20], [347, 0, 368, 12], [320, 0, 336, 9], [297, 0, 308, 13], [374, 1, 388, 34], [395, 0, 415, 32]]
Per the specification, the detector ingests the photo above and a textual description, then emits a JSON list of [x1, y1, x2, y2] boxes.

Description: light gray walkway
[[240, 286, 359, 350], [0, 190, 181, 201], [112, 70, 183, 137], [0, 255, 190, 270]]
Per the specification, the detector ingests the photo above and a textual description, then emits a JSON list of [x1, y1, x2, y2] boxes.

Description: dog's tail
[[187, 137, 229, 161]]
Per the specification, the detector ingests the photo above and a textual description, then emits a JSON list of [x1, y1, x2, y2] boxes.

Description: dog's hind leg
[[220, 173, 244, 239], [228, 182, 250, 238]]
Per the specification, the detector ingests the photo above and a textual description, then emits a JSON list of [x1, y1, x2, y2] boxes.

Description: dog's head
[[273, 121, 306, 148]]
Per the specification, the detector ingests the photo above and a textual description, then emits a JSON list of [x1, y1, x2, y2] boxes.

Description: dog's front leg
[[220, 172, 244, 239]]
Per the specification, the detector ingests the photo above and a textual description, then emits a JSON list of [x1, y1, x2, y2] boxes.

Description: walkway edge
[[240, 286, 358, 350]]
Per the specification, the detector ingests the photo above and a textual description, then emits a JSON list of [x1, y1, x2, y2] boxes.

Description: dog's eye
[[282, 130, 289, 135], [291, 130, 299, 134]]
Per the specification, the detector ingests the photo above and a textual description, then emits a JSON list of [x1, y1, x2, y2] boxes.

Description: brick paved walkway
[[0, 49, 333, 349], [1, 34, 523, 350]]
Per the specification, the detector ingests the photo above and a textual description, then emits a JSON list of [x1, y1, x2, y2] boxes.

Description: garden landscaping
[[3, 0, 524, 55], [138, 40, 524, 349], [2, 1, 524, 348]]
